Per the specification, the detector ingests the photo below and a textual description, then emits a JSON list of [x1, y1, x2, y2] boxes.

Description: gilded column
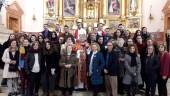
[[76, 0, 79, 17], [102, 0, 106, 18], [58, 0, 62, 17], [84, 0, 86, 19], [121, 0, 125, 17]]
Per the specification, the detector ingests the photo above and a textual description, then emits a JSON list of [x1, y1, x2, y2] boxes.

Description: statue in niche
[[87, 3, 95, 19], [0, 0, 5, 12], [47, 0, 54, 17], [0, 1, 3, 12], [129, 0, 138, 16]]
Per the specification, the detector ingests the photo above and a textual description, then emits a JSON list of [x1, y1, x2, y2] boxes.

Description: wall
[[0, 0, 168, 33], [1, 0, 44, 32], [142, 0, 167, 32], [22, 0, 44, 32], [1, 0, 24, 27]]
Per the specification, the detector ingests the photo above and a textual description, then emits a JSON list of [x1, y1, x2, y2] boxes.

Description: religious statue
[[129, 0, 138, 16], [0, 0, 5, 12], [87, 3, 95, 19], [47, 0, 54, 17]]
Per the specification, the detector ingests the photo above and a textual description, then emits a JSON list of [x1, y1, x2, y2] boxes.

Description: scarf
[[29, 48, 39, 53], [128, 52, 137, 67], [45, 48, 53, 55]]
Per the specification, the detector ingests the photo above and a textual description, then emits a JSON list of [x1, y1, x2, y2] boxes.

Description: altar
[[43, 0, 142, 32]]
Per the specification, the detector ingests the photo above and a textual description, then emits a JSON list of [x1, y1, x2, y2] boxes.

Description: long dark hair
[[51, 32, 59, 44], [113, 29, 122, 40], [127, 44, 138, 55], [29, 41, 39, 53], [44, 41, 53, 55]]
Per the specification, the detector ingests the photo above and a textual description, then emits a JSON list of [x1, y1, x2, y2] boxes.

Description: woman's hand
[[10, 60, 16, 64], [65, 64, 72, 68], [162, 76, 167, 80], [51, 68, 55, 75], [104, 69, 108, 74]]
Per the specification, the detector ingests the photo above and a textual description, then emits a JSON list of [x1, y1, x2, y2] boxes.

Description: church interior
[[0, 0, 170, 96], [0, 0, 169, 43]]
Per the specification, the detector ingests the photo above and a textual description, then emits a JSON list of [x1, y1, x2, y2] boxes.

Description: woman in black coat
[[26, 41, 44, 96], [144, 45, 159, 96], [42, 41, 57, 96]]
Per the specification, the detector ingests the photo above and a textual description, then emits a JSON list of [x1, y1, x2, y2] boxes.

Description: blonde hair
[[158, 43, 167, 51], [91, 42, 100, 52]]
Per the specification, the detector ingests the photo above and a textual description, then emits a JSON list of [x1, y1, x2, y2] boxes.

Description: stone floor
[[0, 68, 170, 96]]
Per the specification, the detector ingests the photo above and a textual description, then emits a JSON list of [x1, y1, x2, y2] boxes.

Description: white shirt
[[89, 51, 97, 76], [77, 28, 87, 40], [97, 31, 103, 36], [32, 53, 40, 73]]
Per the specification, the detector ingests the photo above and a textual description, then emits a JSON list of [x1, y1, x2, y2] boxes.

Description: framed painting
[[108, 20, 121, 30], [64, 19, 75, 28], [126, 17, 141, 33], [44, 0, 58, 18], [63, 0, 76, 17], [108, 0, 121, 16], [126, 0, 142, 16], [127, 18, 140, 28]]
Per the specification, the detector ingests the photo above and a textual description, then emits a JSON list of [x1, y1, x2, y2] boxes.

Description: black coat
[[105, 50, 118, 76], [0, 44, 4, 69], [144, 54, 160, 78], [26, 52, 44, 74], [44, 52, 58, 75]]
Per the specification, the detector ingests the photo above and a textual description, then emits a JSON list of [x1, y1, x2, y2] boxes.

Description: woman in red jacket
[[158, 44, 170, 96]]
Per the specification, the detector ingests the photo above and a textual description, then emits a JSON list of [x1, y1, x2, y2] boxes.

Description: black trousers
[[28, 72, 41, 96], [158, 75, 168, 96], [124, 84, 136, 96], [145, 75, 157, 96], [118, 77, 124, 94], [139, 71, 146, 89], [60, 87, 73, 96], [42, 71, 56, 93]]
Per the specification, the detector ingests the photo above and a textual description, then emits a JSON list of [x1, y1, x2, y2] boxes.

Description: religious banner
[[46, 0, 55, 17]]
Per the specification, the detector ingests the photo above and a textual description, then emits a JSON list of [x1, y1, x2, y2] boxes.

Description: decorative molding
[[6, 1, 23, 32]]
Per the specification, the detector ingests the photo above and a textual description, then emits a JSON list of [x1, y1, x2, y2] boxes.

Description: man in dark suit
[[41, 24, 51, 41]]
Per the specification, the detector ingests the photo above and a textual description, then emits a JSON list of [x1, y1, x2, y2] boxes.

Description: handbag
[[9, 64, 17, 72], [8, 51, 19, 72]]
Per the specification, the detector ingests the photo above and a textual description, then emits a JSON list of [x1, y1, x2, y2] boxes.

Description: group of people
[[0, 22, 170, 96]]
